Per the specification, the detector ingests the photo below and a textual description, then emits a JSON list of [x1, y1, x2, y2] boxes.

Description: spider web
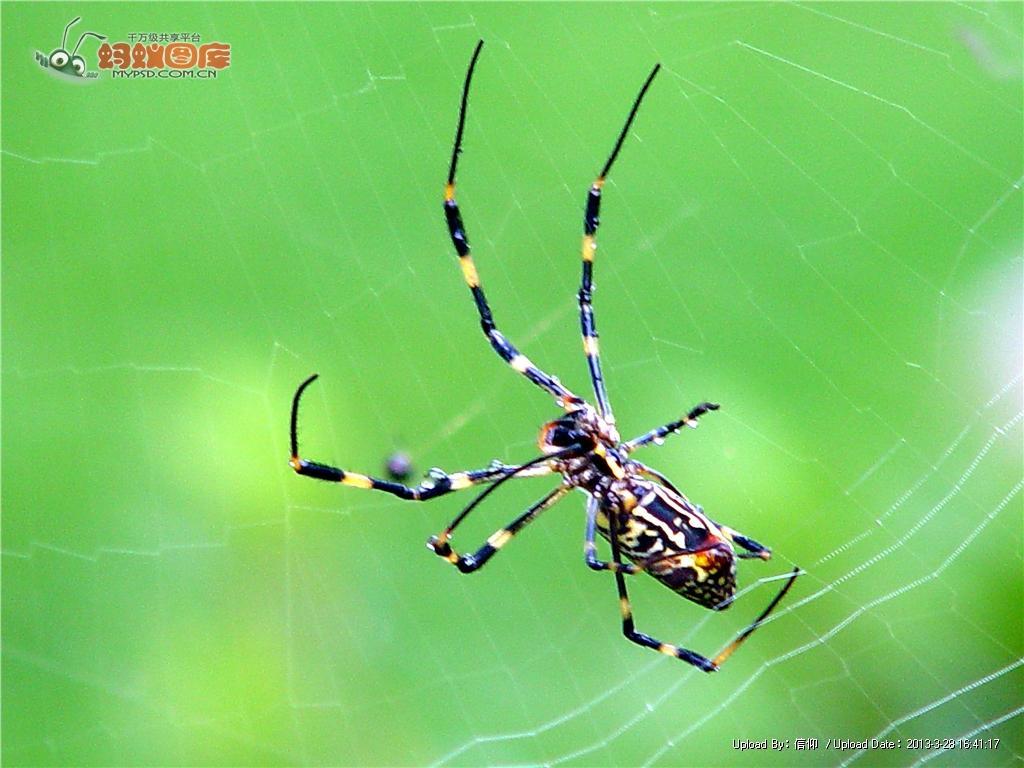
[[2, 3, 1022, 767]]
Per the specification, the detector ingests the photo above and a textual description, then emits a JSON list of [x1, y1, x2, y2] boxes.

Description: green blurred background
[[3, 3, 1022, 766]]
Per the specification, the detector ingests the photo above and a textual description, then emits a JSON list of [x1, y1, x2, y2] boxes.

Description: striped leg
[[430, 486, 569, 573], [614, 465, 799, 669], [710, 567, 800, 667], [445, 41, 582, 410], [428, 444, 579, 563], [609, 542, 799, 671], [579, 63, 661, 424], [717, 524, 772, 561], [621, 401, 720, 454], [578, 187, 613, 422], [289, 374, 541, 500], [291, 455, 526, 500], [607, 505, 719, 672]]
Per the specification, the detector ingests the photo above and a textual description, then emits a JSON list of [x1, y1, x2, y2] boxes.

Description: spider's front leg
[[577, 62, 661, 427], [427, 444, 581, 571], [443, 40, 583, 411]]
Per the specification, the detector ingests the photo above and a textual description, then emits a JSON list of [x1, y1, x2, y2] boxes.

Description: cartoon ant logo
[[35, 17, 106, 80]]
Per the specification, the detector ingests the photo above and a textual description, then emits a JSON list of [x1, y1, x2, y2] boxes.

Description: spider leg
[[710, 567, 801, 668], [612, 546, 799, 670], [428, 444, 580, 562], [429, 486, 569, 572], [717, 525, 773, 560], [621, 401, 720, 454], [579, 63, 661, 425], [607, 509, 718, 672], [289, 374, 543, 500], [602, 470, 799, 668], [444, 41, 583, 410], [584, 497, 640, 574]]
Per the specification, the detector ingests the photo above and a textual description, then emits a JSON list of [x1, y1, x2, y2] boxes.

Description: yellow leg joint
[[582, 234, 596, 262], [509, 354, 531, 373], [448, 473, 473, 490], [712, 638, 741, 668], [487, 529, 513, 550], [342, 473, 373, 489], [459, 256, 480, 287], [619, 597, 632, 620]]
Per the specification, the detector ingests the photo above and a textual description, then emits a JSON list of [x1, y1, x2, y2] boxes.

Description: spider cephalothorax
[[538, 406, 618, 454], [288, 40, 799, 672]]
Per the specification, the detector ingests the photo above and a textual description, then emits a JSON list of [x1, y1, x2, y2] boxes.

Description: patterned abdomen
[[603, 483, 738, 610], [645, 543, 736, 610]]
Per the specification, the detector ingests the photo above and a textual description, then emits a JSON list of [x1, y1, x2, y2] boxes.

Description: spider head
[[538, 407, 616, 454], [538, 412, 596, 454]]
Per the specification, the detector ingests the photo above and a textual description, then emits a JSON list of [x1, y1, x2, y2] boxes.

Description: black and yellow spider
[[289, 41, 799, 673]]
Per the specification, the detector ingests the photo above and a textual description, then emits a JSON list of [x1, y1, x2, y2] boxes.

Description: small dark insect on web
[[288, 40, 800, 672], [385, 451, 414, 483]]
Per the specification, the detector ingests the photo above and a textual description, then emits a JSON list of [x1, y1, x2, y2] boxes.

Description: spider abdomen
[[597, 481, 738, 610], [644, 544, 736, 610]]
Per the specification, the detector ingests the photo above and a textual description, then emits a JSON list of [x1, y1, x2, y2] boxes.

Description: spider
[[289, 41, 800, 672]]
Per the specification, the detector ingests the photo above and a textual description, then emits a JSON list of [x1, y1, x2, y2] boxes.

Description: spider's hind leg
[[606, 511, 717, 672]]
